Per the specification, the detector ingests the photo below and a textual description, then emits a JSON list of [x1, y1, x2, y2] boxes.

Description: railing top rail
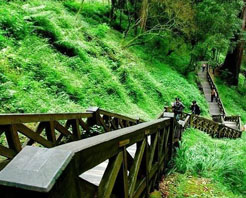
[[193, 114, 241, 133], [57, 118, 170, 154], [0, 118, 171, 193], [206, 66, 226, 116], [99, 109, 143, 123], [0, 108, 144, 125], [0, 112, 94, 125]]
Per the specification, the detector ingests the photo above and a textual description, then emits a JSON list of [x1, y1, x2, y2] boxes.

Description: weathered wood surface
[[198, 69, 221, 116], [0, 118, 183, 198], [198, 66, 241, 131], [0, 108, 242, 198], [190, 114, 242, 138], [0, 108, 143, 160]]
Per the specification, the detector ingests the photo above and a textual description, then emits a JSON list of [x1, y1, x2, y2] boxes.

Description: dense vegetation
[[171, 129, 246, 197], [0, 0, 246, 197], [0, 0, 211, 120]]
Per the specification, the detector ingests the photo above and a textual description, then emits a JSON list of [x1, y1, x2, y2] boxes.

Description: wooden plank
[[99, 109, 138, 123], [54, 121, 73, 138], [110, 119, 118, 130], [71, 119, 81, 140], [99, 116, 110, 132], [16, 124, 53, 148], [5, 125, 22, 152], [98, 152, 123, 198], [119, 119, 125, 128], [78, 119, 89, 132], [0, 145, 16, 159], [149, 133, 158, 170], [24, 122, 47, 146], [46, 121, 56, 143], [122, 147, 129, 198], [0, 113, 93, 125], [56, 118, 169, 173], [129, 140, 146, 197]]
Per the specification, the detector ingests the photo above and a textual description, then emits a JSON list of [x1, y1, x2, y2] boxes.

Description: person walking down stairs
[[190, 100, 201, 115], [172, 98, 185, 120], [202, 63, 206, 72], [211, 88, 217, 102]]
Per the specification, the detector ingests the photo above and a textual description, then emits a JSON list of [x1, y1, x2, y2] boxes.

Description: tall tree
[[222, 1, 246, 85]]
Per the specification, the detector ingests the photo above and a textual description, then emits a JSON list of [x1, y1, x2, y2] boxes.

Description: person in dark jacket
[[172, 98, 185, 120], [190, 100, 201, 115], [211, 88, 216, 102]]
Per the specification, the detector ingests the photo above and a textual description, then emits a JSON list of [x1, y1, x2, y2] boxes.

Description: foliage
[[173, 128, 246, 195], [215, 77, 246, 122], [0, 0, 210, 120], [158, 173, 243, 198]]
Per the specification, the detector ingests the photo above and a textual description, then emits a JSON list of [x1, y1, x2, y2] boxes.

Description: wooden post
[[5, 125, 22, 153], [86, 107, 101, 127], [168, 118, 174, 161], [71, 119, 81, 140], [45, 121, 56, 144]]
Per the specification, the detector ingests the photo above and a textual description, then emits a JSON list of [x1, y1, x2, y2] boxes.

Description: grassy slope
[[158, 128, 246, 198], [2, 0, 245, 197], [0, 0, 209, 120], [215, 78, 246, 123]]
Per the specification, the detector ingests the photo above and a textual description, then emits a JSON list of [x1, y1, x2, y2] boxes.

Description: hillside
[[0, 0, 210, 120], [1, 0, 246, 197]]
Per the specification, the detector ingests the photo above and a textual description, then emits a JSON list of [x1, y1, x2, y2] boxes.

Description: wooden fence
[[190, 114, 242, 138], [0, 107, 143, 159], [160, 110, 242, 139], [0, 117, 182, 198], [206, 66, 226, 116], [224, 115, 242, 130], [0, 108, 242, 198]]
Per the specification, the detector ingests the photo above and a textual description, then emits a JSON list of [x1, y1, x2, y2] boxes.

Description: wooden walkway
[[80, 136, 151, 186], [198, 68, 238, 130], [198, 69, 220, 116]]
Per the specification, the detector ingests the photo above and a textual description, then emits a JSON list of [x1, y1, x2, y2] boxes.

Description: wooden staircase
[[197, 64, 241, 131], [0, 107, 242, 198]]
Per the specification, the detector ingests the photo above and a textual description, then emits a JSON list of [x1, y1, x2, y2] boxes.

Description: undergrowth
[[216, 78, 246, 122], [0, 0, 209, 120], [172, 128, 246, 196]]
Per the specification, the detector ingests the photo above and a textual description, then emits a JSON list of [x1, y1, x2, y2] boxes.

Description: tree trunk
[[222, 3, 246, 85]]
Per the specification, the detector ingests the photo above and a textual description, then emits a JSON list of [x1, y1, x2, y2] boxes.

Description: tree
[[222, 1, 246, 85]]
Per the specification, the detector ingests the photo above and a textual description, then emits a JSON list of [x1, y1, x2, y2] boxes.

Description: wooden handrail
[[0, 112, 93, 125], [0, 109, 242, 198], [159, 108, 241, 139], [0, 118, 178, 198], [206, 66, 226, 116], [0, 107, 143, 159], [190, 114, 242, 138]]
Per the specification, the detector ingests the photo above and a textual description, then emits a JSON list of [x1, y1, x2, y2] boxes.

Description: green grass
[[0, 0, 209, 120], [170, 128, 246, 197], [215, 78, 246, 123], [156, 172, 242, 198], [0, 0, 245, 197]]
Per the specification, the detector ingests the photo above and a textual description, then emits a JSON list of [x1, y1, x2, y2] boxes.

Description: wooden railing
[[0, 107, 143, 159], [160, 108, 242, 139], [206, 67, 226, 116], [224, 115, 242, 130], [206, 66, 242, 131], [0, 117, 180, 198], [0, 108, 242, 197], [190, 114, 242, 138]]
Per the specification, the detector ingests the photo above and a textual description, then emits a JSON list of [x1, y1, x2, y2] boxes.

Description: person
[[190, 100, 201, 115], [172, 98, 185, 120], [202, 63, 206, 72], [211, 88, 216, 102]]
